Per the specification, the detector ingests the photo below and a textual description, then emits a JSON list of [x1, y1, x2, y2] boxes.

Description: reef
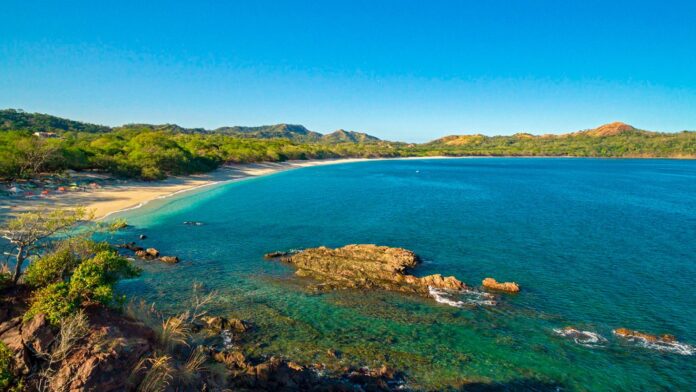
[[482, 277, 520, 293], [266, 244, 468, 295]]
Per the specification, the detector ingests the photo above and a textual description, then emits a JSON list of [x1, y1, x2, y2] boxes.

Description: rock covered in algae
[[482, 277, 520, 293], [267, 244, 467, 295]]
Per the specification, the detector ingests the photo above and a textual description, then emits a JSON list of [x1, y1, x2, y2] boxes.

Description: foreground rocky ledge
[[265, 244, 467, 295]]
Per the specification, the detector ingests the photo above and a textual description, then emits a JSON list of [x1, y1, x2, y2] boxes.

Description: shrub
[[24, 282, 77, 326], [0, 264, 11, 290], [24, 239, 115, 288], [0, 341, 12, 390], [24, 247, 79, 288], [69, 250, 140, 305]]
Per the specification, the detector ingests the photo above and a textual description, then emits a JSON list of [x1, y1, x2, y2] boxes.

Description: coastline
[[0, 157, 405, 220], [3, 155, 690, 221]]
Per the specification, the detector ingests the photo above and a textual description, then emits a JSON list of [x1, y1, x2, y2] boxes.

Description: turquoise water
[[114, 158, 696, 390]]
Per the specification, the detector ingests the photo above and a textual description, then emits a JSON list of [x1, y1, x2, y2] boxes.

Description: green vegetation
[[0, 207, 140, 325], [1, 110, 694, 181], [24, 246, 139, 326], [423, 128, 696, 158], [0, 207, 89, 283], [0, 341, 12, 390]]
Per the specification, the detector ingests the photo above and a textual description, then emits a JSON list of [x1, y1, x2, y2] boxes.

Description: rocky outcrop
[[21, 313, 54, 356], [613, 328, 676, 343], [211, 348, 402, 391], [49, 305, 155, 391], [482, 277, 520, 293], [267, 244, 468, 296]]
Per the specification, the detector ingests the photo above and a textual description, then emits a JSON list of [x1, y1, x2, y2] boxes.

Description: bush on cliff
[[24, 282, 78, 325], [25, 250, 140, 325]]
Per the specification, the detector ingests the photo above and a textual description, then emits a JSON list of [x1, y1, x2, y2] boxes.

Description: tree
[[1, 207, 88, 283], [13, 137, 60, 179]]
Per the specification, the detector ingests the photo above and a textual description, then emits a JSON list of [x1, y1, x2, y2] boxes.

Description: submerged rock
[[267, 244, 468, 296], [612, 327, 694, 355], [264, 251, 293, 259], [613, 328, 675, 343], [201, 315, 249, 334], [159, 255, 179, 264], [482, 277, 520, 293], [116, 242, 144, 252], [183, 221, 204, 226], [553, 326, 606, 347]]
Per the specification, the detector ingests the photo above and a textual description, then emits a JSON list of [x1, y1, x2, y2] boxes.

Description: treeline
[[422, 131, 696, 158], [1, 109, 694, 181], [0, 129, 406, 180]]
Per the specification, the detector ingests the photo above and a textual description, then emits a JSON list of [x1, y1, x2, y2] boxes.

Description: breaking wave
[[428, 286, 497, 307], [553, 328, 607, 348], [613, 331, 695, 356]]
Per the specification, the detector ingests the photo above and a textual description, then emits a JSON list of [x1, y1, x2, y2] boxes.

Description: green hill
[[321, 129, 381, 143], [0, 109, 110, 133]]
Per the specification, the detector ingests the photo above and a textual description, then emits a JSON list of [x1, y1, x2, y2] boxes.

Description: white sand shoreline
[[1, 157, 453, 221]]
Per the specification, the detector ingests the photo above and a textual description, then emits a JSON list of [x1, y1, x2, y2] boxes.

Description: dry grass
[[177, 346, 208, 386], [135, 354, 174, 392], [36, 310, 91, 391], [159, 313, 191, 353], [51, 310, 90, 361], [125, 299, 161, 329]]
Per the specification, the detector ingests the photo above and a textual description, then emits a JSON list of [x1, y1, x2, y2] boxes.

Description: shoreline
[[2, 157, 419, 220], [2, 155, 692, 221]]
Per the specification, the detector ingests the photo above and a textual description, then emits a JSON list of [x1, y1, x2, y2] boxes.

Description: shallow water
[[113, 158, 696, 390]]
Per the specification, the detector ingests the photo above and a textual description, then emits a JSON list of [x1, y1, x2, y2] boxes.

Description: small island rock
[[267, 244, 468, 296], [482, 277, 520, 293]]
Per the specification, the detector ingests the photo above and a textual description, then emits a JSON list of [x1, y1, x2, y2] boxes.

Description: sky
[[1, 1, 695, 142]]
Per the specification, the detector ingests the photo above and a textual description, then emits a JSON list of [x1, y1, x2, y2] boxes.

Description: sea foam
[[612, 331, 695, 356], [553, 328, 607, 348], [428, 286, 496, 307]]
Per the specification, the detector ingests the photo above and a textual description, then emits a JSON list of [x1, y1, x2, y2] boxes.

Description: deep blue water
[[114, 158, 696, 390]]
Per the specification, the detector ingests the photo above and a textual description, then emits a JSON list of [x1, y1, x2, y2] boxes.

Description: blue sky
[[1, 1, 695, 142]]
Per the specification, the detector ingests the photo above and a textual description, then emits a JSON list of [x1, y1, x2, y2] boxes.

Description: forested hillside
[[0, 110, 693, 181]]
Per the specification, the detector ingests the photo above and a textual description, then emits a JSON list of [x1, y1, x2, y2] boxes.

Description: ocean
[[113, 158, 696, 390]]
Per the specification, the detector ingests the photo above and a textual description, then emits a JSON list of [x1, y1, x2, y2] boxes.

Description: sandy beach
[[0, 158, 377, 220]]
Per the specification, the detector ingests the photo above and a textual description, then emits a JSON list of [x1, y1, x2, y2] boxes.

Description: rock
[[183, 221, 204, 226], [613, 328, 676, 343], [50, 304, 155, 391], [135, 250, 148, 258], [139, 234, 147, 240], [213, 349, 247, 369], [264, 251, 291, 259], [159, 256, 179, 264], [267, 244, 469, 296], [116, 242, 144, 252], [201, 316, 249, 334], [482, 277, 520, 293], [0, 317, 31, 375], [145, 248, 159, 258], [21, 313, 55, 356]]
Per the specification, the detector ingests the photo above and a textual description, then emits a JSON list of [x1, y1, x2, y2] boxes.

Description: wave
[[612, 331, 695, 356], [428, 286, 497, 307], [553, 327, 607, 348]]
